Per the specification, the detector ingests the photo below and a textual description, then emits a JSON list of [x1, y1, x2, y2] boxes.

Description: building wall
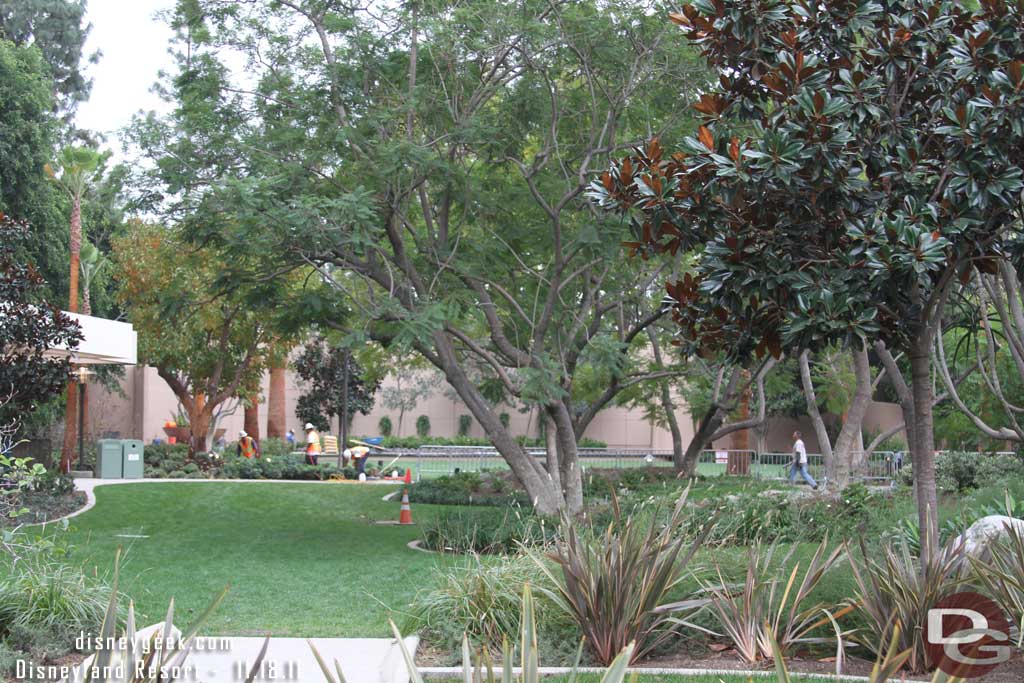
[[81, 365, 906, 453]]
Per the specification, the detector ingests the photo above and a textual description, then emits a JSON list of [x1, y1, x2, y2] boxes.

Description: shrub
[[28, 470, 75, 496], [143, 443, 190, 468], [365, 435, 608, 449], [378, 416, 392, 437], [0, 555, 113, 635], [499, 412, 510, 429], [420, 507, 554, 554], [697, 537, 846, 663], [259, 438, 293, 457], [407, 472, 528, 506], [415, 415, 431, 437], [405, 552, 571, 653], [317, 585, 635, 683], [457, 414, 472, 437], [531, 489, 712, 665], [971, 515, 1024, 644], [846, 537, 967, 673], [931, 451, 1024, 493]]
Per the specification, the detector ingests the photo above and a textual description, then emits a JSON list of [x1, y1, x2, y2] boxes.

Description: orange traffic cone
[[398, 488, 414, 525], [404, 467, 413, 485]]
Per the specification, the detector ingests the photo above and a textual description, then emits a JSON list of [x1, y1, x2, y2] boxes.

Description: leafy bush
[[364, 435, 608, 449], [378, 416, 393, 437], [415, 415, 431, 437], [142, 442, 190, 468], [697, 537, 846, 663], [259, 438, 294, 457], [531, 489, 712, 665], [28, 469, 75, 496], [405, 552, 571, 654], [407, 472, 527, 506], [929, 451, 1024, 493], [420, 507, 555, 554], [220, 454, 335, 481], [457, 414, 472, 437], [846, 537, 967, 673], [499, 412, 510, 429]]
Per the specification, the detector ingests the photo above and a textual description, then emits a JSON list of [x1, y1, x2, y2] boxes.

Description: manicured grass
[[60, 482, 455, 637]]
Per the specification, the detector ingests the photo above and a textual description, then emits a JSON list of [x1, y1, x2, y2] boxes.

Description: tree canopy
[[590, 0, 1024, 551]]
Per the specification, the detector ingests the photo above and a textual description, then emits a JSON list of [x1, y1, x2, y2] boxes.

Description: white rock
[[957, 515, 1024, 556]]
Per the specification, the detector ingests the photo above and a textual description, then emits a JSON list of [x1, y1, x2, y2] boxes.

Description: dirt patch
[[0, 491, 88, 528]]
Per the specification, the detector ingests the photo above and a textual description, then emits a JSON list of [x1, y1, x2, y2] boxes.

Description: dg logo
[[925, 592, 1012, 679]]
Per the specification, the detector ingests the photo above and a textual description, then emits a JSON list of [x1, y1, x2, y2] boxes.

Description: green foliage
[[415, 415, 431, 438], [0, 215, 82, 427], [530, 489, 711, 665], [293, 337, 379, 433], [378, 416, 392, 437], [367, 435, 606, 449], [971, 520, 1024, 647], [220, 454, 335, 481], [846, 538, 967, 673], [420, 507, 554, 555], [457, 414, 472, 437], [408, 472, 527, 507], [931, 451, 1024, 493], [498, 412, 510, 429], [697, 537, 845, 663], [404, 553, 571, 655]]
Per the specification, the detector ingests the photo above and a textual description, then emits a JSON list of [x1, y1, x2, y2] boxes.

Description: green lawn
[[61, 482, 453, 637]]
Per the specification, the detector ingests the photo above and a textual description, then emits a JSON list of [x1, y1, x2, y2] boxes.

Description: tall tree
[[0, 0, 94, 118], [132, 0, 706, 514], [46, 145, 105, 471], [591, 0, 1024, 554], [112, 223, 290, 454]]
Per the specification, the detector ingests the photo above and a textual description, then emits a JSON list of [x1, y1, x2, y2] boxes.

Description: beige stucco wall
[[81, 365, 905, 452]]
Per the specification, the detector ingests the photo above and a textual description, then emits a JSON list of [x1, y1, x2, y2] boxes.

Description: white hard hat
[[239, 430, 247, 438], [304, 422, 314, 430]]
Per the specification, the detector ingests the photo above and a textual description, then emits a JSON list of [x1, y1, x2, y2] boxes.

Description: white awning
[[44, 312, 138, 365]]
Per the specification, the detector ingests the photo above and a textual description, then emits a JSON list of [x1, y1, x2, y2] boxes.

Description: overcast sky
[[75, 0, 177, 156]]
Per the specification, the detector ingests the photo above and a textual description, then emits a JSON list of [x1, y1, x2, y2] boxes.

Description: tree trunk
[[909, 339, 940, 559], [544, 412, 562, 496], [680, 405, 728, 477], [188, 394, 210, 455], [647, 328, 684, 468], [552, 401, 583, 515], [425, 335, 567, 515], [267, 363, 287, 438], [60, 381, 78, 472], [730, 382, 750, 451], [244, 398, 260, 441], [60, 198, 82, 472]]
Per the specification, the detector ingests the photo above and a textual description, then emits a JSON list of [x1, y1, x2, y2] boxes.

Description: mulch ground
[[0, 490, 87, 528]]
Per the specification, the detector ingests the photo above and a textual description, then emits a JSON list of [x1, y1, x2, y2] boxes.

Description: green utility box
[[96, 439, 123, 479], [122, 440, 144, 479]]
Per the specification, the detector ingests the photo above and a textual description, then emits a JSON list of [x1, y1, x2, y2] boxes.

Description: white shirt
[[794, 439, 808, 464]]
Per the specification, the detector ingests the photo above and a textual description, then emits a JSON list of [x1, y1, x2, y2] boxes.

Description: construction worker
[[304, 422, 322, 465], [237, 430, 260, 459], [344, 445, 371, 476]]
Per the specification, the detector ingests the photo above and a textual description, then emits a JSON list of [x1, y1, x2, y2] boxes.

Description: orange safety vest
[[306, 431, 322, 455], [239, 436, 258, 459], [238, 438, 258, 458]]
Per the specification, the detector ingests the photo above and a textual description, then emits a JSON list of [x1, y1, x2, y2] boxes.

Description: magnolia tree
[[590, 0, 1024, 554]]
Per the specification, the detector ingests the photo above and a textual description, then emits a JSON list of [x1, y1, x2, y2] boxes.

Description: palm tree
[[46, 146, 105, 472]]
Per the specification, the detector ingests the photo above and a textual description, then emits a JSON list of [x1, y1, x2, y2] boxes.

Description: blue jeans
[[789, 462, 817, 488]]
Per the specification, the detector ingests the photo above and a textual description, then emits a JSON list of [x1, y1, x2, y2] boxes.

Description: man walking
[[237, 430, 260, 459], [789, 430, 818, 490], [304, 422, 322, 465]]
